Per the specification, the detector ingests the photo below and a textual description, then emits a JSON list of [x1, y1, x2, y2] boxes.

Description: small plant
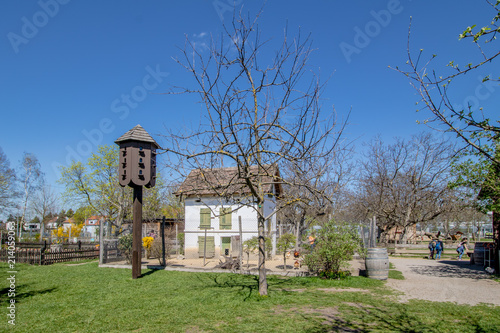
[[243, 237, 258, 267], [117, 234, 133, 264], [177, 232, 185, 255], [276, 233, 295, 270]]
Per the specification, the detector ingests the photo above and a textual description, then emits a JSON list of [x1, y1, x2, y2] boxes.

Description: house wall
[[183, 196, 276, 259]]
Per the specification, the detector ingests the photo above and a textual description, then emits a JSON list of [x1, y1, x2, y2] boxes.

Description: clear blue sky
[[1, 0, 498, 195]]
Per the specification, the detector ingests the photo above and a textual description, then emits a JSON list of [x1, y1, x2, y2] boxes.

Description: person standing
[[428, 239, 436, 259], [435, 238, 444, 259], [456, 238, 469, 260]]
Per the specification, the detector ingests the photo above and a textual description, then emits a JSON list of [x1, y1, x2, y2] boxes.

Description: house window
[[219, 208, 232, 230], [200, 208, 211, 229]]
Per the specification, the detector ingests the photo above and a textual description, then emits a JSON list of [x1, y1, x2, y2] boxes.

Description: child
[[456, 238, 468, 260], [435, 238, 444, 259]]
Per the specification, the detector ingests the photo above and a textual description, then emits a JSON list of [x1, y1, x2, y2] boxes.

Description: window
[[219, 208, 232, 230], [200, 208, 211, 228]]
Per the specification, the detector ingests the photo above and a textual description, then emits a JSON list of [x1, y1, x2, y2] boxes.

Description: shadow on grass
[[302, 303, 448, 333], [0, 285, 58, 304], [139, 268, 164, 278], [193, 272, 304, 301]]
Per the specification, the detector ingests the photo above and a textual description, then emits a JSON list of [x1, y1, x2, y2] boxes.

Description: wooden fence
[[0, 247, 99, 265]]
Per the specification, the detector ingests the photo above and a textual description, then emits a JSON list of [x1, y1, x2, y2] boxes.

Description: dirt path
[[386, 258, 500, 306]]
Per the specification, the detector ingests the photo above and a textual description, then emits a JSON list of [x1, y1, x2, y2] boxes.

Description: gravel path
[[386, 258, 500, 306]]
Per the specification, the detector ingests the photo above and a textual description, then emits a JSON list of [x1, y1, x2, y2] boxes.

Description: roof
[[114, 124, 160, 149], [176, 165, 282, 198]]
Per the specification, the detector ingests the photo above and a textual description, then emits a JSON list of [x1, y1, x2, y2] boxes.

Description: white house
[[176, 165, 281, 259], [83, 216, 104, 239]]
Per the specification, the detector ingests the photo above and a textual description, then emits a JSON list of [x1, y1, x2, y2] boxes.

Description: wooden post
[[203, 227, 207, 267], [99, 219, 104, 264], [161, 216, 166, 266], [175, 223, 179, 257], [239, 216, 243, 274], [132, 185, 143, 279]]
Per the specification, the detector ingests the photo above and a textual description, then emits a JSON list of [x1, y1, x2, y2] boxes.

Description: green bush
[[117, 234, 134, 264], [304, 220, 364, 279]]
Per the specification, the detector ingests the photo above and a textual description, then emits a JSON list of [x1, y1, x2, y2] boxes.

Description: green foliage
[[117, 234, 134, 264], [277, 233, 296, 269], [450, 144, 500, 213], [304, 220, 364, 278], [177, 232, 185, 255], [277, 233, 295, 254]]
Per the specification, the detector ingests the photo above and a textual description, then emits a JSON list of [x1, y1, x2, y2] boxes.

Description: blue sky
[[1, 0, 498, 197]]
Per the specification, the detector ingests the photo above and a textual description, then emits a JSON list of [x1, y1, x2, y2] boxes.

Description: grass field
[[1, 261, 499, 332]]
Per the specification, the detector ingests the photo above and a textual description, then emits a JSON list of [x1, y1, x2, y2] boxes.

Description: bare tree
[[0, 147, 18, 214], [18, 152, 44, 238], [356, 133, 457, 244], [165, 12, 348, 295], [31, 183, 59, 238]]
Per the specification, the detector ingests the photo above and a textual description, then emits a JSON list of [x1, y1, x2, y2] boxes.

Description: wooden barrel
[[473, 242, 494, 267], [365, 248, 389, 280], [473, 242, 486, 266]]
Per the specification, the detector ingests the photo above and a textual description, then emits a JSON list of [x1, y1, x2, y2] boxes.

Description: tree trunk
[[258, 213, 268, 296]]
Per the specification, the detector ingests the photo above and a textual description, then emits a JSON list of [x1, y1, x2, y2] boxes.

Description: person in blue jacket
[[435, 238, 444, 259]]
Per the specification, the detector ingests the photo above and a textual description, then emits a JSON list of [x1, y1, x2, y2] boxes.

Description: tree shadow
[[302, 303, 450, 333], [0, 285, 58, 304], [193, 272, 300, 301], [408, 260, 492, 279]]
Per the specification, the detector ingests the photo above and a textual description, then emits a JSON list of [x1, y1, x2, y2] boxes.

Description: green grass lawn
[[1, 261, 499, 332]]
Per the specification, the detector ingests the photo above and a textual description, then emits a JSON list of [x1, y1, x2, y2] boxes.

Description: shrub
[[304, 220, 364, 279], [117, 234, 133, 264], [142, 236, 154, 258], [150, 237, 172, 266]]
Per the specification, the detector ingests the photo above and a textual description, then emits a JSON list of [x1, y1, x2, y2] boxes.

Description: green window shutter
[[200, 208, 211, 228], [219, 208, 232, 230], [198, 236, 215, 257]]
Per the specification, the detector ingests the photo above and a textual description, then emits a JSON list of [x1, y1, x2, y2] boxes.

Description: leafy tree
[[59, 145, 167, 235], [0, 147, 18, 213], [276, 233, 295, 270], [66, 208, 74, 218], [72, 206, 94, 225], [58, 145, 131, 236], [56, 210, 66, 228], [304, 220, 364, 279]]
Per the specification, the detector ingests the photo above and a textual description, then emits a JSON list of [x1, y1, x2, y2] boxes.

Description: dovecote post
[[115, 125, 159, 279]]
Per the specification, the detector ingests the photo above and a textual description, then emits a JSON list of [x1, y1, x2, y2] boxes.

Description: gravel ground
[[386, 257, 500, 306]]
